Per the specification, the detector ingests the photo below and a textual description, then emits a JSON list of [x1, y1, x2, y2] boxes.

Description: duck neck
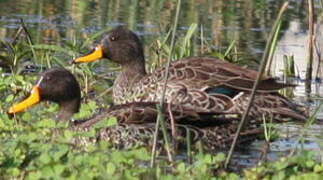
[[57, 98, 80, 121], [123, 57, 146, 78], [118, 58, 146, 87], [113, 58, 146, 104]]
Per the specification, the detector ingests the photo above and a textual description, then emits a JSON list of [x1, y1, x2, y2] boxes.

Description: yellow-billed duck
[[72, 26, 308, 121], [8, 68, 262, 150]]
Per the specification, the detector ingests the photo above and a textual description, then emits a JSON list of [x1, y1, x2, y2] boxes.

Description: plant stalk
[[150, 0, 181, 167], [224, 1, 290, 169], [305, 0, 314, 93]]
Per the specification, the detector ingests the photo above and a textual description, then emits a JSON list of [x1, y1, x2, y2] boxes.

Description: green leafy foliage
[[0, 69, 230, 179], [0, 108, 230, 179], [0, 21, 322, 179], [244, 151, 323, 180]]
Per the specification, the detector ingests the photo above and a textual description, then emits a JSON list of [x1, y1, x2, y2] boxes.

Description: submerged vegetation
[[0, 0, 323, 179]]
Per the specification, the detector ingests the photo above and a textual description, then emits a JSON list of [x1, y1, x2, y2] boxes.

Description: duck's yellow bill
[[73, 45, 103, 63], [8, 86, 41, 114]]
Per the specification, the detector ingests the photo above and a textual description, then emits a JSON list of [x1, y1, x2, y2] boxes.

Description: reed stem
[[186, 128, 192, 164], [224, 1, 290, 169], [160, 0, 181, 104], [150, 0, 181, 167], [19, 19, 37, 66], [265, 20, 282, 76], [305, 0, 314, 93], [158, 104, 174, 164]]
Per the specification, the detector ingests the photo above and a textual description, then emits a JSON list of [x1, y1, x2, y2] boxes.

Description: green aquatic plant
[[149, 23, 198, 72], [244, 151, 323, 180], [283, 55, 296, 78], [0, 5, 322, 177], [0, 87, 232, 179], [0, 39, 33, 74]]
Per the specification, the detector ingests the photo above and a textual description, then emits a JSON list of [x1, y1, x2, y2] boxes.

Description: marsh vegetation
[[0, 0, 323, 179]]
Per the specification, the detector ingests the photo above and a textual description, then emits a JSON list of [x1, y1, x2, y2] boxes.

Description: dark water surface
[[0, 0, 322, 168], [0, 0, 319, 56]]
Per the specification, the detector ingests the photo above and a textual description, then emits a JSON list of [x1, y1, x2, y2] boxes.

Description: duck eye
[[110, 36, 117, 41]]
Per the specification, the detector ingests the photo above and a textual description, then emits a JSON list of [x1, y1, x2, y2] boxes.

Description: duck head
[[8, 68, 81, 121], [73, 26, 145, 68]]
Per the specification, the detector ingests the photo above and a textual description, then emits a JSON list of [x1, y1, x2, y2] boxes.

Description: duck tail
[[271, 107, 308, 122], [230, 92, 309, 122], [272, 94, 309, 122]]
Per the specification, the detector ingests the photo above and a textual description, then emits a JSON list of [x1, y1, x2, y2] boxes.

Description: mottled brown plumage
[[73, 26, 308, 121], [8, 68, 261, 149], [73, 121, 262, 150]]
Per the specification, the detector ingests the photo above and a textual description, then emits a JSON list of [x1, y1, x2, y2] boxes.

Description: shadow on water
[[0, 0, 322, 169]]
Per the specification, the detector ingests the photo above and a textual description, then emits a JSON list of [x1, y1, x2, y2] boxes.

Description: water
[[0, 0, 322, 168]]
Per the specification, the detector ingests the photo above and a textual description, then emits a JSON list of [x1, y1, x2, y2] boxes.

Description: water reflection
[[273, 20, 322, 80], [0, 0, 317, 58]]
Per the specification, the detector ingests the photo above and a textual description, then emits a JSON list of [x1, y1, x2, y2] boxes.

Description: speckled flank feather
[[113, 57, 307, 121], [76, 102, 230, 127], [73, 119, 262, 150], [71, 102, 263, 150]]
